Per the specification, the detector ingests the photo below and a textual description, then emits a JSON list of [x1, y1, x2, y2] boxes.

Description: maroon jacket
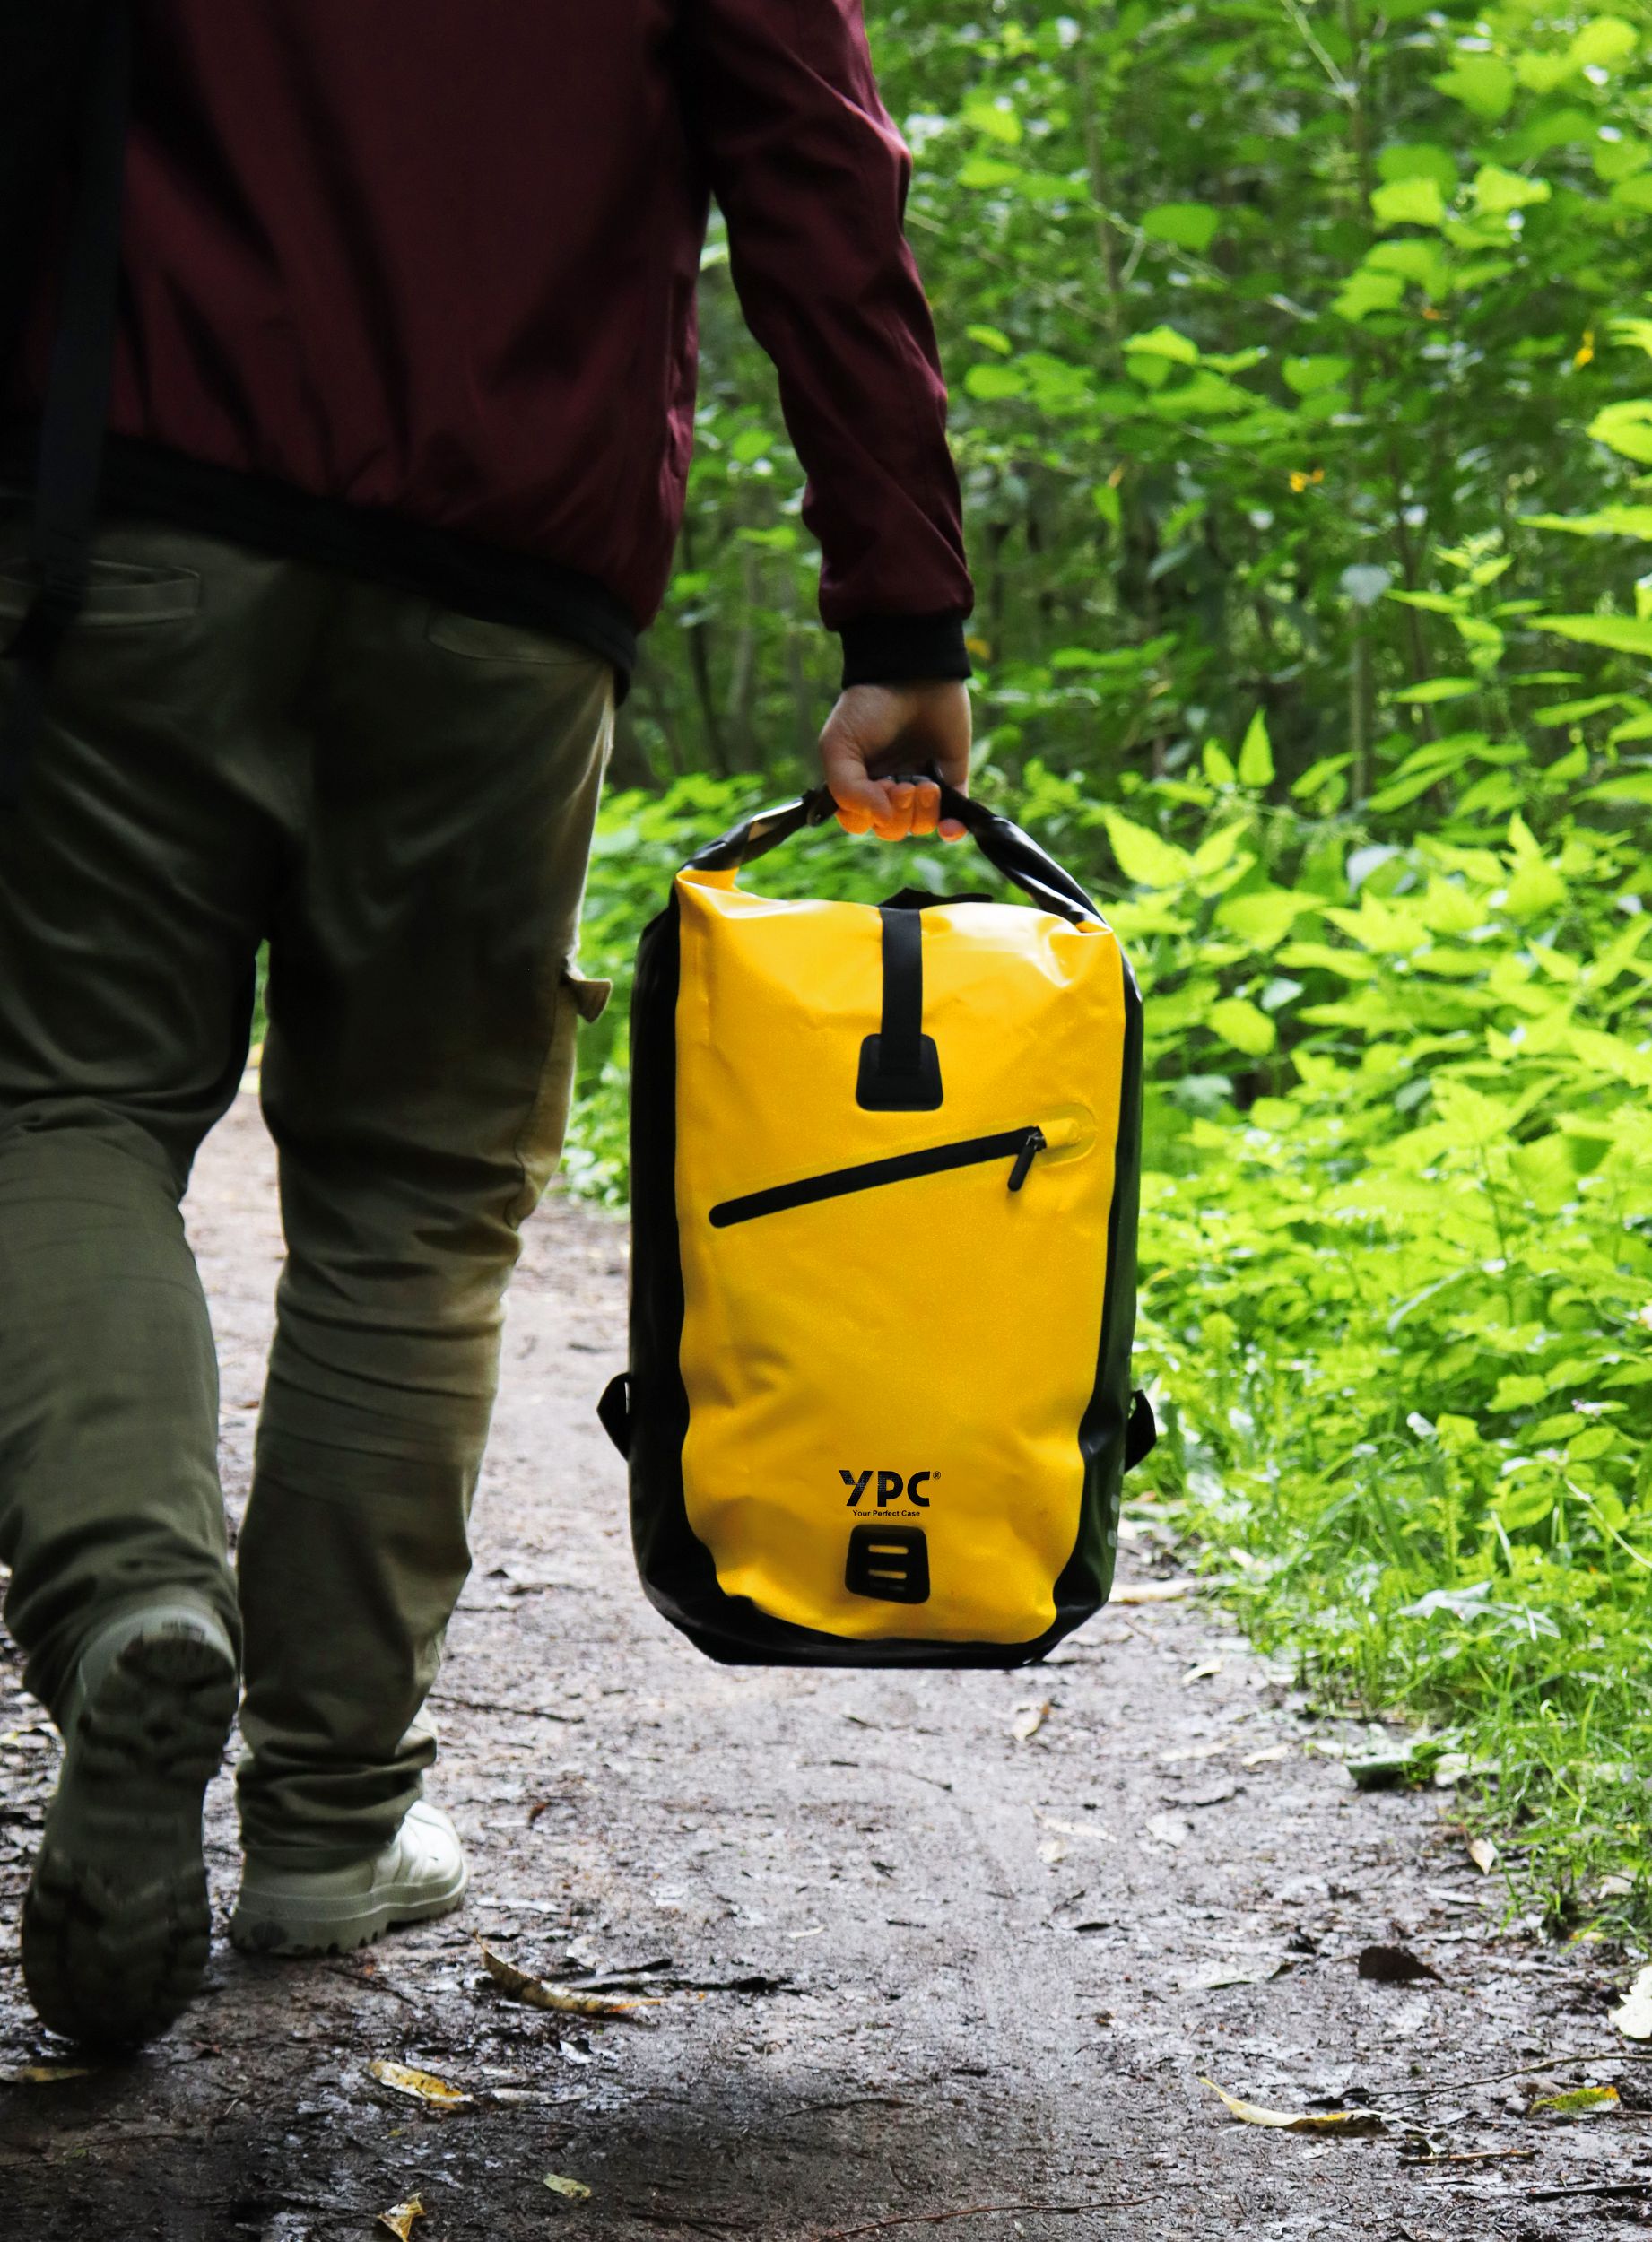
[[6, 0, 974, 689]]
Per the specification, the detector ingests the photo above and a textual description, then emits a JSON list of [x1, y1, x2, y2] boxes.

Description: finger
[[871, 782, 917, 843], [822, 756, 890, 836], [939, 817, 968, 842], [909, 779, 942, 839]]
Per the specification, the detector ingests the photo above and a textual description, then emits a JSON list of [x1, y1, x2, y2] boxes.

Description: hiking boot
[[22, 1603, 239, 2049], [229, 1800, 468, 1957]]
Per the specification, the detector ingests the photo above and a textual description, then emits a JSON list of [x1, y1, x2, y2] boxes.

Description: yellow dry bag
[[599, 783, 1154, 1666]]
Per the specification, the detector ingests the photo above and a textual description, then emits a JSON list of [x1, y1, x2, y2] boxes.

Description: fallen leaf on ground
[[1183, 1777, 1239, 1808], [1012, 1699, 1051, 1742], [377, 2197, 425, 2239], [368, 2059, 473, 2108], [1145, 1812, 1189, 1849], [1241, 1743, 1291, 1768], [1346, 1751, 1418, 1790], [477, 1940, 659, 2021], [1111, 1578, 1199, 1605], [1466, 1836, 1498, 1875], [1182, 1659, 1222, 1684], [1357, 1944, 1441, 1985], [1181, 1959, 1285, 1992], [1201, 2078, 1385, 2135], [1613, 1964, 1652, 2041], [0, 2064, 95, 2086], [1528, 2085, 1619, 2117], [544, 2174, 592, 2201]]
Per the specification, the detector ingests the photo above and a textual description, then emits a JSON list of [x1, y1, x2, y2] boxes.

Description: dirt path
[[0, 1096, 1646, 2240]]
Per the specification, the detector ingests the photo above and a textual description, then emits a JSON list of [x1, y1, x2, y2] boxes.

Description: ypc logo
[[840, 1470, 933, 1509]]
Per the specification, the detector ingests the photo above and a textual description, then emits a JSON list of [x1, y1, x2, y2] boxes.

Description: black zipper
[[709, 1125, 1048, 1229]]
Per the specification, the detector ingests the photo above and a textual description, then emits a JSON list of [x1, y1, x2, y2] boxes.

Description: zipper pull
[[1007, 1126, 1047, 1192]]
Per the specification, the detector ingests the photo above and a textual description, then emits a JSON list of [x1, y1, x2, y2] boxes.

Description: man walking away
[[0, 2, 972, 2046]]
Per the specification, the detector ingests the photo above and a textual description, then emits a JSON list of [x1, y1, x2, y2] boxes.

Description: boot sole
[[22, 1623, 237, 2047], [229, 1859, 469, 1960]]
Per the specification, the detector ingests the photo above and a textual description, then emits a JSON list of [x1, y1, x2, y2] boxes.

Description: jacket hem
[[0, 424, 640, 697]]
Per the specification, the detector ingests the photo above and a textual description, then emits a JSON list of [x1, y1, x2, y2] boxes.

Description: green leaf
[[1396, 678, 1481, 704], [962, 95, 1022, 145], [1238, 708, 1274, 787], [1473, 164, 1552, 216], [1432, 54, 1516, 119], [1492, 1373, 1551, 1412], [1216, 888, 1318, 947], [964, 362, 1027, 402], [1377, 143, 1458, 196], [1373, 177, 1448, 228], [1503, 857, 1567, 920], [1570, 14, 1637, 69], [1587, 402, 1652, 465], [1367, 239, 1452, 300], [1208, 996, 1277, 1056], [1585, 772, 1652, 802], [1521, 506, 1652, 539], [1142, 201, 1221, 252], [1335, 269, 1407, 323], [965, 325, 1013, 356], [1101, 809, 1195, 889], [1541, 613, 1652, 656], [1282, 355, 1352, 395], [957, 156, 1022, 190], [1124, 324, 1200, 366], [1594, 135, 1651, 183], [1496, 1478, 1556, 1530]]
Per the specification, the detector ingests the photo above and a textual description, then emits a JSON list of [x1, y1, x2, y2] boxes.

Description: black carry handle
[[687, 781, 1104, 929]]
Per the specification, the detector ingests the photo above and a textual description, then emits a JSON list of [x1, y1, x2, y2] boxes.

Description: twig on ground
[[427, 1690, 582, 1722], [1526, 2181, 1652, 2202], [1380, 2046, 1652, 2094], [813, 2202, 1157, 2240], [320, 1961, 422, 2010], [1400, 2148, 1535, 2168]]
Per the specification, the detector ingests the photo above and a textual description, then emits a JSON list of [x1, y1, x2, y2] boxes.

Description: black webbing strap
[[875, 907, 923, 1077], [0, 3, 131, 806], [856, 903, 943, 1111]]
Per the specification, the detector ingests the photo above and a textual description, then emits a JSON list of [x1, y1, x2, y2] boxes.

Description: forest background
[[567, 0, 1652, 1938]]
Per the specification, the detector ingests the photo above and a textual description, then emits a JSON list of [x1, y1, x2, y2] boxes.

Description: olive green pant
[[0, 513, 613, 1862]]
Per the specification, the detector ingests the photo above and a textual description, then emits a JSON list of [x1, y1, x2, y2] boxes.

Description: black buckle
[[845, 1523, 930, 1605]]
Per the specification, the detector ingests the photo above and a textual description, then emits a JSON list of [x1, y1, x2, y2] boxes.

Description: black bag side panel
[[1051, 952, 1146, 1634], [626, 891, 719, 1615]]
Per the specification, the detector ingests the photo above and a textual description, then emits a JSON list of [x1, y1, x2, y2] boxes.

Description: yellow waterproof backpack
[[598, 783, 1155, 1667]]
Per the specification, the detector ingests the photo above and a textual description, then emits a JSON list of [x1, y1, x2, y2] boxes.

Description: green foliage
[[574, 0, 1652, 1933]]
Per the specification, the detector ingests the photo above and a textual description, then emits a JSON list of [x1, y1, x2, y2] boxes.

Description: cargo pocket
[[509, 961, 613, 1225]]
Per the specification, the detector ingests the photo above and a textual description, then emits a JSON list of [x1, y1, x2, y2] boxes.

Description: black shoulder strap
[[0, 3, 131, 806]]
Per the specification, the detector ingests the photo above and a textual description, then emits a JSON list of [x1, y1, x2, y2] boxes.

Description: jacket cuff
[[838, 613, 972, 691]]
